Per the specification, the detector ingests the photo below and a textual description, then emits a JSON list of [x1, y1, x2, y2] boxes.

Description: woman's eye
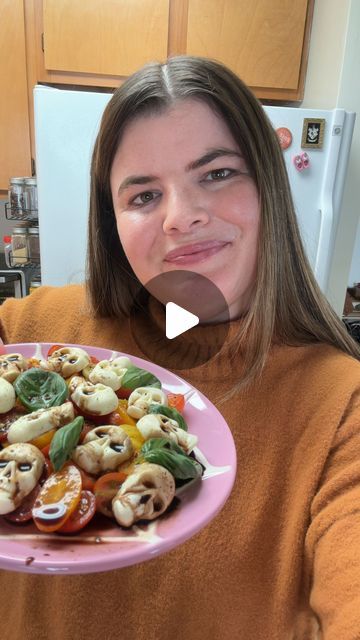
[[131, 191, 159, 207], [203, 168, 235, 182]]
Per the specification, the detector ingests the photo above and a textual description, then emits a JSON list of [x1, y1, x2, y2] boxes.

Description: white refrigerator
[[33, 85, 355, 310]]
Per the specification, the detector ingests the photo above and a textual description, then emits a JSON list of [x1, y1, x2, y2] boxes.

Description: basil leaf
[[49, 416, 84, 472], [14, 368, 68, 411], [139, 438, 202, 480], [121, 366, 161, 391], [148, 404, 188, 431]]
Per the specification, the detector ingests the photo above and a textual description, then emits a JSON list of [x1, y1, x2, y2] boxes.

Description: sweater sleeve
[[0, 285, 87, 345], [305, 387, 360, 638]]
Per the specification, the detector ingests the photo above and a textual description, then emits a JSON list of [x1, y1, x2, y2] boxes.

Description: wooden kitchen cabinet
[[186, 0, 312, 100], [31, 0, 313, 101], [0, 0, 32, 192]]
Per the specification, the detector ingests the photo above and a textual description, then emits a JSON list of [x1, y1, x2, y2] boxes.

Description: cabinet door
[[0, 0, 32, 191], [43, 0, 169, 77], [186, 0, 311, 100]]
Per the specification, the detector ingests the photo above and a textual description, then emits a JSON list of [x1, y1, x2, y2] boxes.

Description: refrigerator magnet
[[276, 127, 293, 150], [301, 118, 325, 148]]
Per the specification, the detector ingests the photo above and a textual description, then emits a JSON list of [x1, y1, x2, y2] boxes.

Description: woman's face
[[110, 99, 260, 319]]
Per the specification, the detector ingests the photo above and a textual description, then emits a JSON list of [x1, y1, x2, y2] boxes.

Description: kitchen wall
[[302, 0, 360, 314]]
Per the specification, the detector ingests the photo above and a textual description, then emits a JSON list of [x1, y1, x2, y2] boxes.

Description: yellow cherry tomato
[[30, 428, 57, 450], [116, 400, 137, 426], [119, 423, 145, 451], [32, 464, 82, 532]]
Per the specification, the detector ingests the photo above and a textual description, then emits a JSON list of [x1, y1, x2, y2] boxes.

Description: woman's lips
[[164, 241, 230, 265]]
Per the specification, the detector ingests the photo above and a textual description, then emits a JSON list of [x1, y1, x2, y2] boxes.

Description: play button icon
[[166, 302, 199, 339], [129, 270, 230, 370]]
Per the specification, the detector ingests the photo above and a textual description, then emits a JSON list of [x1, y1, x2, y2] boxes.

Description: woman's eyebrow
[[117, 148, 243, 195], [118, 174, 157, 195], [186, 148, 243, 171]]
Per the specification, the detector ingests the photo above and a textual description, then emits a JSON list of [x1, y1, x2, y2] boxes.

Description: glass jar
[[28, 227, 40, 264], [11, 226, 29, 266], [8, 178, 26, 217], [29, 276, 42, 294], [24, 177, 38, 220]]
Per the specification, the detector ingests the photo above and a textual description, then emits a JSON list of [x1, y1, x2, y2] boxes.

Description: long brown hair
[[87, 55, 360, 387]]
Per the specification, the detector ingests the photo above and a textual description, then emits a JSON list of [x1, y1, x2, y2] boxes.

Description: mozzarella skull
[[0, 443, 45, 514], [0, 377, 16, 414], [71, 381, 119, 415], [72, 425, 134, 475], [136, 413, 198, 454], [88, 357, 132, 391], [7, 401, 75, 443], [112, 462, 175, 527], [0, 353, 28, 383], [41, 347, 90, 377], [127, 387, 168, 420]]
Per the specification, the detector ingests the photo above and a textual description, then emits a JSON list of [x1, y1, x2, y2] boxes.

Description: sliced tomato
[[57, 490, 96, 533], [32, 464, 82, 532], [75, 465, 96, 491], [30, 428, 57, 450], [4, 484, 41, 523], [167, 393, 185, 413], [116, 388, 132, 400], [107, 402, 137, 427], [47, 344, 65, 357], [93, 471, 127, 518]]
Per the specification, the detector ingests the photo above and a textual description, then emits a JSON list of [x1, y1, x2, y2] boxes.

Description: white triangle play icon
[[165, 302, 199, 339]]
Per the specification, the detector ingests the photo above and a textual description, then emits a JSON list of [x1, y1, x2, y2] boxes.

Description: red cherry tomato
[[4, 484, 41, 523], [73, 465, 96, 492], [167, 393, 185, 413], [57, 490, 96, 533], [47, 344, 65, 357], [93, 471, 127, 518], [116, 388, 132, 400]]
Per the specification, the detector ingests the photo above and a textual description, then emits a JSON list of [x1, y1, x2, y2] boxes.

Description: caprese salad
[[0, 346, 202, 534]]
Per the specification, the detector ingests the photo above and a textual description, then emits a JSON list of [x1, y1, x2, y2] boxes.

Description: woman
[[1, 56, 360, 639]]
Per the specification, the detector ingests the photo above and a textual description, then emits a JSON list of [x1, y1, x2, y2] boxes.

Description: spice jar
[[8, 178, 26, 217], [11, 226, 29, 266], [24, 177, 38, 220], [27, 227, 40, 264]]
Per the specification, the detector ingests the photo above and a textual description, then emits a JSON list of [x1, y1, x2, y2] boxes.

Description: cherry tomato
[[116, 388, 132, 400], [30, 428, 57, 450], [57, 490, 96, 533], [4, 484, 41, 523], [120, 423, 145, 451], [167, 393, 185, 413], [93, 471, 127, 518], [27, 358, 41, 368], [108, 401, 136, 427], [47, 344, 65, 357], [32, 464, 82, 532], [74, 465, 96, 491]]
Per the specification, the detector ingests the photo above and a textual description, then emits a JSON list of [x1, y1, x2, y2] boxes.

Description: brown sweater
[[1, 284, 360, 640]]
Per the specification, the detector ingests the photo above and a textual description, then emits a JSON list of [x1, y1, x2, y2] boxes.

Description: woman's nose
[[162, 189, 210, 234]]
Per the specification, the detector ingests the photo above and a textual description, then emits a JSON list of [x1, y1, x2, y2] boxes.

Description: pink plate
[[0, 343, 236, 575]]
